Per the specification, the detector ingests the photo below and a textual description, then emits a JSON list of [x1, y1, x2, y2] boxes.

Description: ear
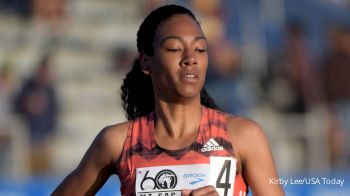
[[140, 52, 152, 75]]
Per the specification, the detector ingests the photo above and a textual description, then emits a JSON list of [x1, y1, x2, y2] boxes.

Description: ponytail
[[121, 59, 154, 120]]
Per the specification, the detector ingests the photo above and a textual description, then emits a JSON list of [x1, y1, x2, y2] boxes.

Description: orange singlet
[[117, 106, 248, 196]]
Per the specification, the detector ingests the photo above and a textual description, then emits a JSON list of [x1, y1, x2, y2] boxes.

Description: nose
[[181, 49, 197, 67]]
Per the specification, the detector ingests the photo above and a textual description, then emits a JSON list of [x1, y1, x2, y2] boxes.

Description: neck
[[154, 98, 202, 140]]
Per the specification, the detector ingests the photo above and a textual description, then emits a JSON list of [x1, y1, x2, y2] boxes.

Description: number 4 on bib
[[210, 157, 237, 196]]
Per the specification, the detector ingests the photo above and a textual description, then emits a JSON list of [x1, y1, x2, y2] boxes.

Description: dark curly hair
[[121, 4, 218, 120]]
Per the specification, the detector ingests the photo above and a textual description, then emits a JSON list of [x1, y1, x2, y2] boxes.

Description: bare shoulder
[[93, 121, 131, 163], [51, 121, 131, 195], [226, 116, 265, 140], [226, 116, 269, 160], [99, 121, 130, 143], [226, 116, 284, 195]]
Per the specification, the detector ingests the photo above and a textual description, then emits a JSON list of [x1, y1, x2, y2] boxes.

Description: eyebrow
[[159, 35, 207, 46]]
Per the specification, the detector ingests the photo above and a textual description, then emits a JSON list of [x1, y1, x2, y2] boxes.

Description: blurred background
[[0, 0, 350, 195]]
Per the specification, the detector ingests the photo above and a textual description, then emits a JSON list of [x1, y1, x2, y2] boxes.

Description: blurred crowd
[[0, 0, 350, 182]]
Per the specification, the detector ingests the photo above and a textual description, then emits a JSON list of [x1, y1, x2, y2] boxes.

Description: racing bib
[[210, 157, 237, 196], [135, 157, 236, 196]]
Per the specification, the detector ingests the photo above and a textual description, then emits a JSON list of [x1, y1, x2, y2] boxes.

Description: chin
[[177, 88, 201, 99]]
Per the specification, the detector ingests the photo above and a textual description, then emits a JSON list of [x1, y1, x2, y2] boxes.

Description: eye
[[166, 48, 181, 52], [195, 48, 207, 53]]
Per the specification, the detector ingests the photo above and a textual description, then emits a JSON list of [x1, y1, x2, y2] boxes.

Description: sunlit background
[[0, 0, 350, 195]]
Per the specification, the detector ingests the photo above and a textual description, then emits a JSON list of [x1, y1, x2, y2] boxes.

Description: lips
[[180, 71, 199, 83], [183, 74, 197, 78]]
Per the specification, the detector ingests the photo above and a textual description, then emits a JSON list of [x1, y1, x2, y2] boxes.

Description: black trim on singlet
[[126, 137, 234, 160]]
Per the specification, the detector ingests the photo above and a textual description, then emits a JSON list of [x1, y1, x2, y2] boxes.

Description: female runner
[[53, 4, 284, 196]]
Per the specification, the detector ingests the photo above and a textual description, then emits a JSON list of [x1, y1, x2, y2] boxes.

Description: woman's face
[[147, 14, 208, 102]]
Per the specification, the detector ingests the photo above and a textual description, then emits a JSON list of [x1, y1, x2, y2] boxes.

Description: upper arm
[[52, 122, 129, 196], [226, 117, 284, 196]]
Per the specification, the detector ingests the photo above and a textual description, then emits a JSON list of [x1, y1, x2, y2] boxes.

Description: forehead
[[155, 14, 204, 39]]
